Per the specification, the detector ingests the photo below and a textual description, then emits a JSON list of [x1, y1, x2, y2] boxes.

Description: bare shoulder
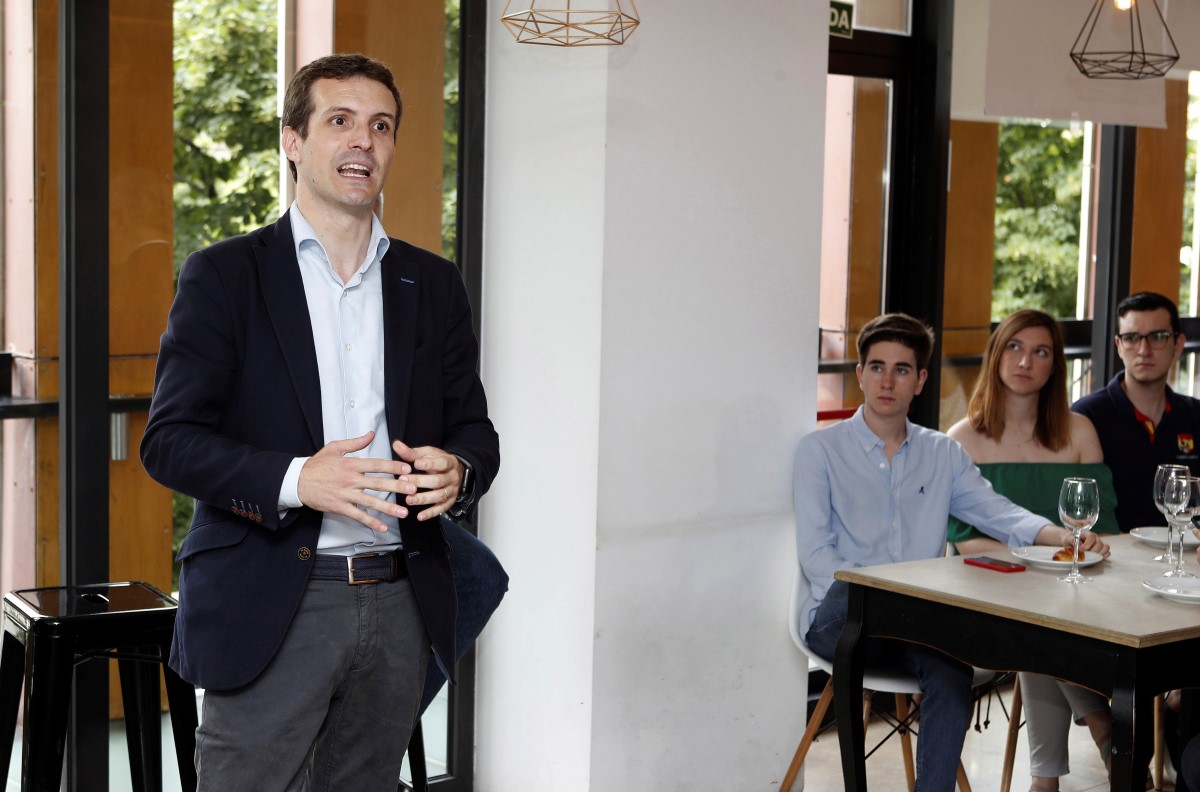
[[947, 419, 985, 457], [1068, 412, 1104, 463]]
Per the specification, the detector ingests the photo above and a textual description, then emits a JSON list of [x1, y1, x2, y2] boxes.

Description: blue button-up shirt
[[793, 407, 1050, 637], [278, 203, 400, 555]]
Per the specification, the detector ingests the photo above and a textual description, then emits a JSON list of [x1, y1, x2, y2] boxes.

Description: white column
[[480, 2, 826, 787]]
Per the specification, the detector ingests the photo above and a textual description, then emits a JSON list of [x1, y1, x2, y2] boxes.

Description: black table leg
[[833, 584, 868, 792], [22, 632, 73, 792], [0, 630, 26, 783], [159, 636, 197, 792], [1111, 660, 1154, 792], [117, 648, 163, 792]]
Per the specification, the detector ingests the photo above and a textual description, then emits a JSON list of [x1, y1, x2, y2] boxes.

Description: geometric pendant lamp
[[1070, 0, 1179, 79], [501, 0, 641, 46]]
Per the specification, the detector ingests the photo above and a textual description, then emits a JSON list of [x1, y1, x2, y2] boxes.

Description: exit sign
[[830, 1, 854, 38]]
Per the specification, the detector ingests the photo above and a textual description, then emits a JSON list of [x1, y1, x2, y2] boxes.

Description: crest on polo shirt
[[1179, 434, 1195, 454]]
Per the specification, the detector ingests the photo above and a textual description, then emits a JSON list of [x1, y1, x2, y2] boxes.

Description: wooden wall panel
[[35, 1, 58, 368], [1130, 78, 1189, 300], [32, 0, 174, 599], [846, 78, 888, 332], [335, 0, 446, 254], [940, 120, 1000, 427], [943, 121, 999, 353]]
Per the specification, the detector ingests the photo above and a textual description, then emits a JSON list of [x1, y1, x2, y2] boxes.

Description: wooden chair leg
[[863, 690, 874, 735], [895, 693, 916, 792], [956, 760, 973, 792], [781, 679, 833, 792], [1153, 693, 1165, 791], [1000, 675, 1024, 792]]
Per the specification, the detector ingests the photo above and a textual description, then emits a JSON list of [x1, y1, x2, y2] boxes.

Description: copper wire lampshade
[[501, 0, 640, 46], [1070, 0, 1179, 79]]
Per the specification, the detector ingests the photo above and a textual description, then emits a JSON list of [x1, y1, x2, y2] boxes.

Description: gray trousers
[[1021, 671, 1109, 778], [195, 576, 430, 792]]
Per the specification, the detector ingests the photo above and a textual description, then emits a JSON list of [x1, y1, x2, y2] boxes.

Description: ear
[[914, 368, 929, 395], [1175, 332, 1187, 361], [855, 363, 864, 390], [281, 126, 301, 165]]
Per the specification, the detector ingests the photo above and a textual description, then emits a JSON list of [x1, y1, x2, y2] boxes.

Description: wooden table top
[[834, 533, 1200, 649]]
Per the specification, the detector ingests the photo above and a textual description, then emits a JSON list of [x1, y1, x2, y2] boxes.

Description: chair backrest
[[789, 565, 808, 651], [790, 565, 830, 673]]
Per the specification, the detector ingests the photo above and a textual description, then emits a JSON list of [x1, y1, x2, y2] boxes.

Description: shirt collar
[[849, 405, 910, 453], [1110, 371, 1180, 412], [287, 201, 391, 275]]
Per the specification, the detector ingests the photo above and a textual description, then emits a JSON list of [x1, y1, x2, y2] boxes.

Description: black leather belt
[[311, 551, 408, 585]]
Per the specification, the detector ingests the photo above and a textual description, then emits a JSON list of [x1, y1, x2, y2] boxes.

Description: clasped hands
[[296, 431, 463, 532]]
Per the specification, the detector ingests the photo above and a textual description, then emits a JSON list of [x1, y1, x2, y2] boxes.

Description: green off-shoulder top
[[947, 461, 1120, 545]]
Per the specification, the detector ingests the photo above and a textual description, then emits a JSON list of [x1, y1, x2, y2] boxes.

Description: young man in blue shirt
[[794, 312, 1110, 792]]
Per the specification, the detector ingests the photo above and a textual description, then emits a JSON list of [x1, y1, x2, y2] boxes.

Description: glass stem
[[1072, 534, 1081, 577]]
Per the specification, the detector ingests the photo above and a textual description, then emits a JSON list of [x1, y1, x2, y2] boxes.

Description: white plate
[[1130, 526, 1200, 549], [1142, 578, 1200, 603], [1011, 546, 1104, 569]]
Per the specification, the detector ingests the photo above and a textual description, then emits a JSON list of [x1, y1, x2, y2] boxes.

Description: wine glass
[[1164, 475, 1199, 578], [1161, 470, 1192, 577], [1058, 477, 1100, 584], [1153, 464, 1190, 562]]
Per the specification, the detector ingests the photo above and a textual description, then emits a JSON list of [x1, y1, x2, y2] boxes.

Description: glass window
[[817, 74, 893, 425], [1176, 73, 1200, 398], [992, 119, 1090, 322]]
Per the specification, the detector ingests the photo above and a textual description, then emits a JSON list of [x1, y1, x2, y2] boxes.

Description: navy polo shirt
[[1073, 372, 1200, 531]]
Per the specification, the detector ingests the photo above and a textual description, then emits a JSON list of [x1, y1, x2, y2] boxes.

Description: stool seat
[[0, 582, 197, 792]]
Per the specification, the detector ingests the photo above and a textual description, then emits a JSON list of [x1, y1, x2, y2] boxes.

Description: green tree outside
[[172, 0, 279, 582], [1181, 80, 1199, 315], [992, 121, 1085, 320], [173, 0, 279, 277]]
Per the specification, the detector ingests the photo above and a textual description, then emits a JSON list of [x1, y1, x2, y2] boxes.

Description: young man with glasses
[[1073, 291, 1200, 531]]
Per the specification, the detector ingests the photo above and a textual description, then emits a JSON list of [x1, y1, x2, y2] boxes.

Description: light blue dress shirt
[[277, 203, 401, 556], [793, 406, 1050, 637]]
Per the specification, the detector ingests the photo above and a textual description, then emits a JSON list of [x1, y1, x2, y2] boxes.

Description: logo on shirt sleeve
[[1179, 434, 1194, 454]]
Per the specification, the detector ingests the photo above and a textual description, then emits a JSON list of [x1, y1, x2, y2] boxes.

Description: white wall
[[480, 1, 826, 788]]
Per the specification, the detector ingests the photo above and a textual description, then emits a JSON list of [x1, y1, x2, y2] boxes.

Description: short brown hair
[[966, 309, 1070, 450], [1118, 291, 1181, 334], [281, 53, 403, 181], [856, 313, 935, 370]]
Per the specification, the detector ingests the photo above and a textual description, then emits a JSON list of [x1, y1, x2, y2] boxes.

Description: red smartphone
[[964, 556, 1027, 573]]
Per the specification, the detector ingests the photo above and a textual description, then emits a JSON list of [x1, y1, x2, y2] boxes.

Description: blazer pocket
[[177, 518, 250, 562]]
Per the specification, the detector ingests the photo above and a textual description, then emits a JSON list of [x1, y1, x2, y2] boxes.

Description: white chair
[[781, 567, 989, 792]]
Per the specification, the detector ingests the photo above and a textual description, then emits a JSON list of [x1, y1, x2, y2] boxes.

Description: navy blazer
[[141, 212, 499, 691]]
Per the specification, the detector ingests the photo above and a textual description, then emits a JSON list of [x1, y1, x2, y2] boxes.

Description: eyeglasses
[[1116, 330, 1177, 350]]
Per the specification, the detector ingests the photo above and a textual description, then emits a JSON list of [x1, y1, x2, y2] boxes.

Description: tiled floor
[[3, 686, 448, 791], [796, 677, 1173, 792], [0, 678, 1170, 791]]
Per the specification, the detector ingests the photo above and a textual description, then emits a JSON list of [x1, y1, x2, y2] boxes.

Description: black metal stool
[[0, 581, 198, 792]]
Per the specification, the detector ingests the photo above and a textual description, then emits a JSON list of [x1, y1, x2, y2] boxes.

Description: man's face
[[856, 340, 927, 420], [282, 76, 397, 216], [1116, 308, 1184, 387]]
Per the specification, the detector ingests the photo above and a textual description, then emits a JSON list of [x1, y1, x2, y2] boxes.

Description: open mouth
[[338, 163, 372, 179]]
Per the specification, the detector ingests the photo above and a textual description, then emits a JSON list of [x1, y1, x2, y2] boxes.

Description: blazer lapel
[[256, 212, 324, 450], [382, 243, 420, 442]]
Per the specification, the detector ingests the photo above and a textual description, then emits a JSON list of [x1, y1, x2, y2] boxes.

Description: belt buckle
[[346, 551, 391, 585]]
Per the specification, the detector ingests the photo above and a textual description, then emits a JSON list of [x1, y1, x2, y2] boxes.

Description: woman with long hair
[[948, 309, 1119, 792]]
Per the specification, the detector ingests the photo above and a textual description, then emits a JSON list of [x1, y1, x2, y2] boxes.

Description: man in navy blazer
[[141, 54, 500, 789]]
